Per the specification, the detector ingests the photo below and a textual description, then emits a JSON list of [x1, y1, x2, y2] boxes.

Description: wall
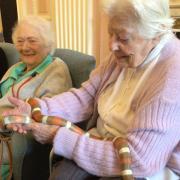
[[16, 0, 94, 57], [0, 11, 2, 32], [51, 0, 93, 56], [170, 0, 180, 17]]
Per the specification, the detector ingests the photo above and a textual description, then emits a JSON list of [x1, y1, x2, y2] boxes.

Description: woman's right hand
[[26, 122, 59, 144]]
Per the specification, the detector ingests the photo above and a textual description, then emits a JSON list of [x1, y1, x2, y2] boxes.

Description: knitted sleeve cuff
[[53, 127, 80, 159]]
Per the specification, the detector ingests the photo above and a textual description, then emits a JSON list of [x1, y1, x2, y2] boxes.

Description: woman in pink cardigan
[[3, 0, 180, 179]]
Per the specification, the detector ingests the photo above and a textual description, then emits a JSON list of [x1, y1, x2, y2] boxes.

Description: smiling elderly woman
[[2, 0, 180, 180], [0, 16, 72, 180]]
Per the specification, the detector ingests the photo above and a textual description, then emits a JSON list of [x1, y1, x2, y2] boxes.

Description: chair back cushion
[[0, 42, 19, 67], [53, 48, 96, 88]]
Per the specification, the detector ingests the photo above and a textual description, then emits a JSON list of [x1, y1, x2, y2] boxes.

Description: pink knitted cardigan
[[39, 36, 180, 178]]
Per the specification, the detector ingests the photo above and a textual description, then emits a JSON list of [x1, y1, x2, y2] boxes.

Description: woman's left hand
[[26, 122, 59, 144]]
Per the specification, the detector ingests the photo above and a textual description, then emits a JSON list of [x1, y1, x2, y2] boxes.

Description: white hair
[[104, 0, 174, 39], [12, 16, 55, 54]]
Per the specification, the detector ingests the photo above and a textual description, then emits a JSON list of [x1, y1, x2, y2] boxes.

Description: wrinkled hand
[[2, 96, 59, 143], [5, 123, 29, 134], [26, 122, 59, 144], [2, 96, 32, 133], [2, 96, 31, 117]]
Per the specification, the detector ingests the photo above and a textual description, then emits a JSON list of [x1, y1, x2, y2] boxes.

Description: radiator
[[54, 0, 93, 55]]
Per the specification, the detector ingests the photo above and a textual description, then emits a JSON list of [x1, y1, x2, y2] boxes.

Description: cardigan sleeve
[[52, 97, 180, 177], [38, 63, 103, 123]]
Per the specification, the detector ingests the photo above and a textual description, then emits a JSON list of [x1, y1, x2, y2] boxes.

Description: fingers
[[2, 109, 20, 116], [2, 97, 31, 117], [6, 124, 28, 134], [8, 96, 25, 107]]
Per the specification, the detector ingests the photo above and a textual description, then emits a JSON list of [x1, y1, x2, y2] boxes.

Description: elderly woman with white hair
[[0, 16, 72, 180], [2, 0, 180, 180]]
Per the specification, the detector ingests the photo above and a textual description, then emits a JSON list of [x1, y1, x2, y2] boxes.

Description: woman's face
[[108, 18, 158, 68], [15, 24, 49, 71]]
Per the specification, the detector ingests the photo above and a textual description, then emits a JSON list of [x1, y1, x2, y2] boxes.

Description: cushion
[[53, 48, 96, 88]]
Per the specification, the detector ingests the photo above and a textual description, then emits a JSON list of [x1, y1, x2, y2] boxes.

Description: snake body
[[1, 98, 134, 180]]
